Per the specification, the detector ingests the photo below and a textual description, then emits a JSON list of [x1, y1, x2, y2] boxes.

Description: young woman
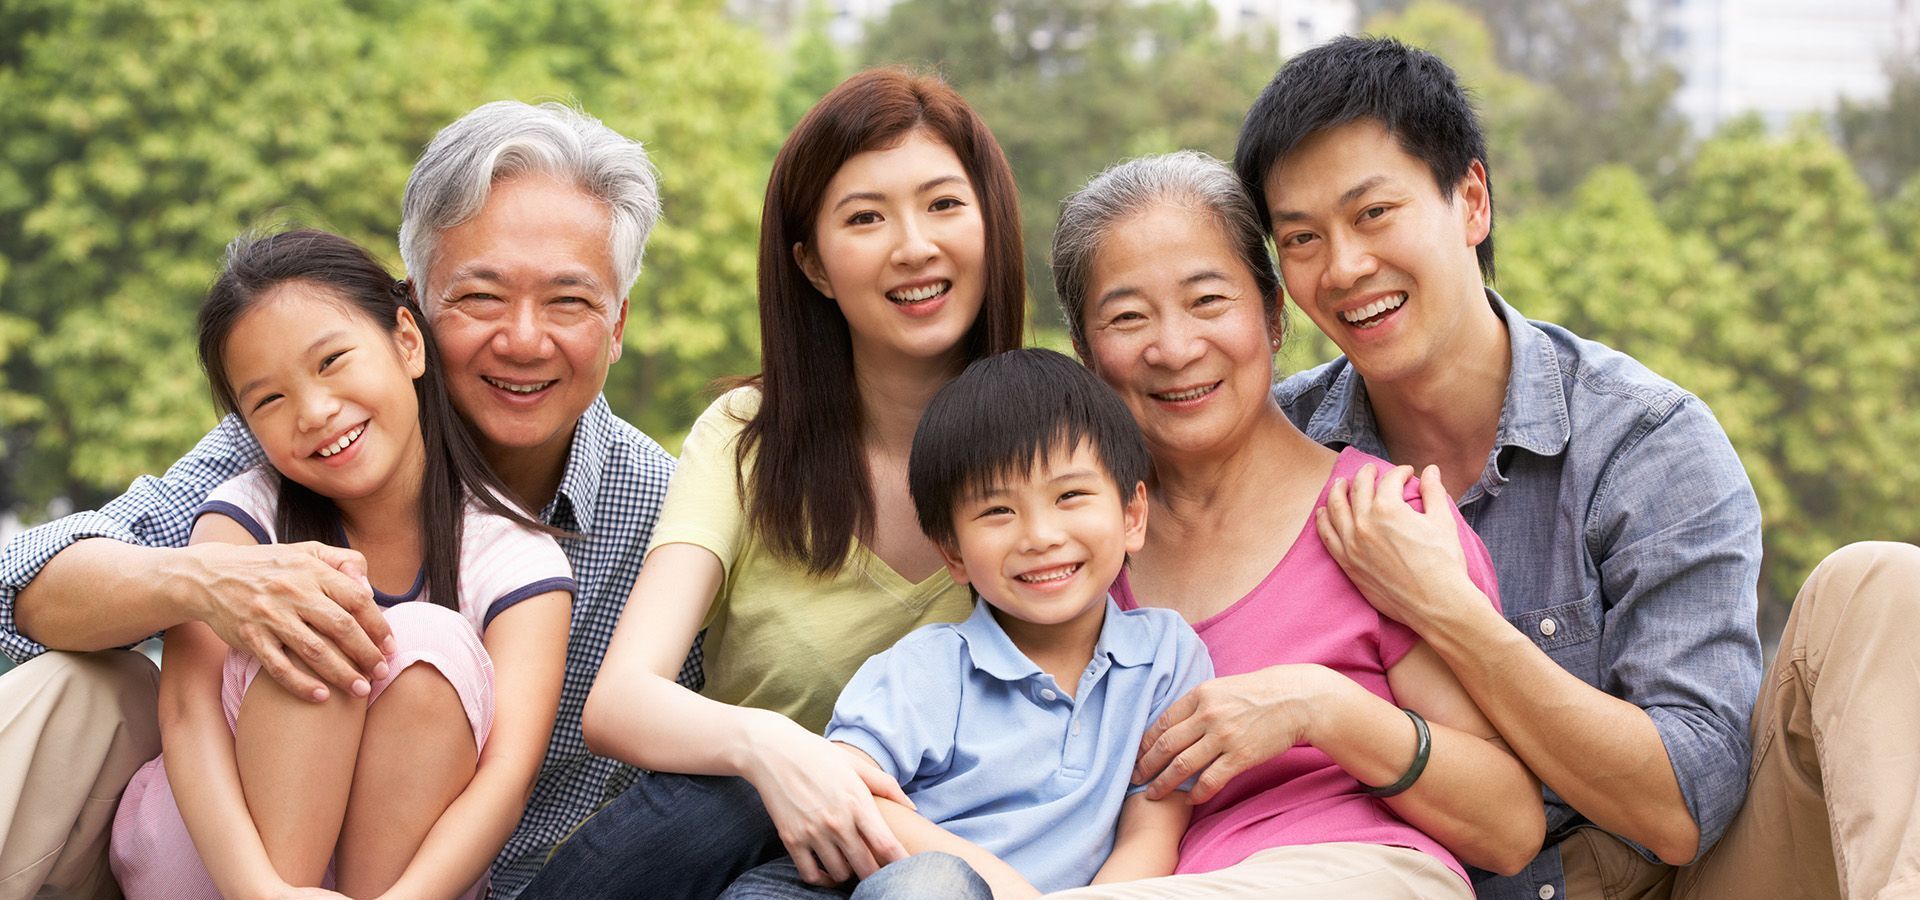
[[518, 69, 1025, 900], [109, 230, 573, 899]]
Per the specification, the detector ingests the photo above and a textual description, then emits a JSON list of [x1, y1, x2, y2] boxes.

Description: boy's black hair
[[1234, 34, 1496, 281], [909, 348, 1150, 548]]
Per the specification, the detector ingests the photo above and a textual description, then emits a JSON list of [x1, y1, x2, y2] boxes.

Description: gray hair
[[399, 100, 662, 318], [1051, 150, 1281, 353]]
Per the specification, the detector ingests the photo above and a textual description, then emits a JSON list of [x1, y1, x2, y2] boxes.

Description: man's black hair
[[909, 348, 1151, 548], [1234, 34, 1495, 280]]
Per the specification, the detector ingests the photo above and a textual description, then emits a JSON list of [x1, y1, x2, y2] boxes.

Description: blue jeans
[[719, 852, 992, 900], [518, 772, 783, 900]]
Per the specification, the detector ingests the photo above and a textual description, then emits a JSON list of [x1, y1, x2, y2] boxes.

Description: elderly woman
[[1044, 152, 1542, 899]]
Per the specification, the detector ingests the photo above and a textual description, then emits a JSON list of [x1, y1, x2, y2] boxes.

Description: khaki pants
[[0, 651, 160, 900], [1044, 842, 1470, 899], [1563, 542, 1920, 900]]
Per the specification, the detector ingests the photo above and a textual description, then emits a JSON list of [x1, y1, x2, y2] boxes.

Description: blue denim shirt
[[1274, 290, 1763, 900]]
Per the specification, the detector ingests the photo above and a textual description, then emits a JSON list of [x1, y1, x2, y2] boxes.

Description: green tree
[[1838, 57, 1920, 197], [0, 0, 779, 510], [1361, 0, 1686, 203], [862, 0, 1279, 331], [1505, 123, 1920, 614]]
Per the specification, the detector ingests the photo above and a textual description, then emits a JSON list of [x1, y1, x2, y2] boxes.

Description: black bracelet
[[1361, 707, 1431, 798]]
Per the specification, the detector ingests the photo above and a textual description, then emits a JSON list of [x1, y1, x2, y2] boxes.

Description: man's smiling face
[[426, 172, 626, 466], [1264, 118, 1491, 388]]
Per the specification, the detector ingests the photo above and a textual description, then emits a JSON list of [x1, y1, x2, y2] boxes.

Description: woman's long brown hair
[[743, 68, 1026, 575]]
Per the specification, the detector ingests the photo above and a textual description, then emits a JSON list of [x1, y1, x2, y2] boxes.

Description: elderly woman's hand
[[1316, 463, 1482, 633], [1132, 664, 1349, 803]]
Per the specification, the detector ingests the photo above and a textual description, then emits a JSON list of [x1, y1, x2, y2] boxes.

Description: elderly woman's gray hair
[[1051, 150, 1281, 353], [399, 101, 662, 317]]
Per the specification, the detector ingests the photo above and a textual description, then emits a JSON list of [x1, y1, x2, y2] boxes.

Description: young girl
[[109, 230, 574, 899], [517, 69, 1026, 899]]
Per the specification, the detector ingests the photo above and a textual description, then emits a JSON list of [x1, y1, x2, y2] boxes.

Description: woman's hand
[[741, 714, 912, 886], [1132, 664, 1342, 803], [1316, 464, 1478, 630]]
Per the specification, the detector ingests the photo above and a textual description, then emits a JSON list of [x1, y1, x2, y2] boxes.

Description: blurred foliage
[[0, 0, 777, 511], [1360, 0, 1686, 204], [1503, 121, 1920, 611], [1838, 57, 1920, 197], [861, 0, 1280, 331], [3, 0, 1917, 624]]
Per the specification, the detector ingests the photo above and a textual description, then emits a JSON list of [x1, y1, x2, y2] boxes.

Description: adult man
[[0, 100, 692, 899], [1243, 36, 1920, 900]]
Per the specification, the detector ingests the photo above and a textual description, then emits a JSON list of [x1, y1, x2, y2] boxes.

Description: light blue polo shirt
[[827, 596, 1213, 892]]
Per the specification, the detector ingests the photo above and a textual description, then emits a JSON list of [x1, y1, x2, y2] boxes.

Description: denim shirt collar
[[955, 595, 1151, 684], [541, 394, 615, 531], [1302, 288, 1571, 494]]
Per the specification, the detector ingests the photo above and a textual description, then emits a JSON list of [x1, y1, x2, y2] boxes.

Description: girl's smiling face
[[795, 128, 987, 371], [225, 280, 428, 507]]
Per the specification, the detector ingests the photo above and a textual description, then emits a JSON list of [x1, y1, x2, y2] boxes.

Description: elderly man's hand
[[182, 541, 390, 702]]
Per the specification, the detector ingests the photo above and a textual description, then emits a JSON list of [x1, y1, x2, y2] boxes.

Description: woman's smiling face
[[796, 128, 987, 371], [1080, 202, 1283, 463]]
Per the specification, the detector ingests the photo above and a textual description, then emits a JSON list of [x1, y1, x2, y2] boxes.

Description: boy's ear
[[1123, 481, 1149, 553], [937, 537, 972, 586]]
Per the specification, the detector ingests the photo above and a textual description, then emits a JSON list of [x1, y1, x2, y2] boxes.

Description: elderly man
[[0, 101, 692, 899], [1244, 35, 1920, 900]]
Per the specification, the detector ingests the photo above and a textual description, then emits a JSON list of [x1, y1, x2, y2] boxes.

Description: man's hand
[[1316, 464, 1480, 631], [182, 541, 391, 702]]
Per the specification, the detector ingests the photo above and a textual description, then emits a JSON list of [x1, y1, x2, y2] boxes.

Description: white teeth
[[484, 376, 554, 394], [1016, 564, 1080, 584], [1341, 293, 1407, 326], [886, 281, 949, 303], [317, 425, 365, 458], [1154, 383, 1216, 402]]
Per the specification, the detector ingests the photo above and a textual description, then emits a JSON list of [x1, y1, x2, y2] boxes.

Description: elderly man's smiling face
[[426, 173, 627, 471]]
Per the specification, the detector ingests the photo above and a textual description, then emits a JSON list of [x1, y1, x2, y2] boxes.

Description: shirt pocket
[[1507, 589, 1603, 680]]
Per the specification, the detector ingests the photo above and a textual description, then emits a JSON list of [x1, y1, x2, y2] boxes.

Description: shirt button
[[1539, 617, 1558, 637], [1071, 719, 1082, 736], [1538, 885, 1556, 899], [1040, 688, 1058, 702]]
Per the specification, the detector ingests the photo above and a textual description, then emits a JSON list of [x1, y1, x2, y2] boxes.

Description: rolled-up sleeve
[[1591, 397, 1763, 855], [0, 416, 261, 663]]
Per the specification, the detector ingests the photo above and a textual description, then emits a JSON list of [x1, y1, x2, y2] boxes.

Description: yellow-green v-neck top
[[647, 387, 972, 734]]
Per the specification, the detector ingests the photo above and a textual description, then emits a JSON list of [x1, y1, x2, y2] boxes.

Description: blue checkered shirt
[[0, 395, 696, 899]]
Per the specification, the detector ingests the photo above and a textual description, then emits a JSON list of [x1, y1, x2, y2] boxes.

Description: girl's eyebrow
[[234, 329, 348, 400]]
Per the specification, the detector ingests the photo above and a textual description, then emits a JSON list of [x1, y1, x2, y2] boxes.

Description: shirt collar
[[1484, 289, 1572, 462], [542, 394, 614, 531], [954, 595, 1154, 684], [1300, 289, 1571, 469]]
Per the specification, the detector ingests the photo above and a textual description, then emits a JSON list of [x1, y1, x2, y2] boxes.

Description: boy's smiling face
[[940, 440, 1148, 633]]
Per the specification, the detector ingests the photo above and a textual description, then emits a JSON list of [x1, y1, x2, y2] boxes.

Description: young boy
[[825, 348, 1213, 898]]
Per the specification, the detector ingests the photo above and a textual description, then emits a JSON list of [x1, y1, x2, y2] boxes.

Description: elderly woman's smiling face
[[1081, 201, 1283, 462]]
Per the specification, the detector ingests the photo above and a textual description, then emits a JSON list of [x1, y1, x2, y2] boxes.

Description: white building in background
[[1634, 0, 1919, 133], [1213, 0, 1359, 56], [733, 0, 1358, 57]]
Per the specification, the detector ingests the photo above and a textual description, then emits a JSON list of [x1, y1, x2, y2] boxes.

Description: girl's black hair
[[198, 229, 559, 611]]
